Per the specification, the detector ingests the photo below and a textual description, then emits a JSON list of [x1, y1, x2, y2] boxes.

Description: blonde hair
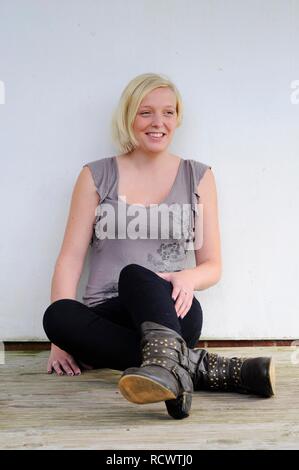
[[111, 73, 183, 154]]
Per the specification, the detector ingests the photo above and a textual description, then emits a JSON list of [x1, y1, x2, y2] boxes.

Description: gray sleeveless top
[[82, 156, 211, 307]]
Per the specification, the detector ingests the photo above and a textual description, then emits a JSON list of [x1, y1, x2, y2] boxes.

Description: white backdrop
[[0, 0, 298, 340]]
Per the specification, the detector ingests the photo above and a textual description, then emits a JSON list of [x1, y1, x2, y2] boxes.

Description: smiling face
[[132, 87, 178, 154]]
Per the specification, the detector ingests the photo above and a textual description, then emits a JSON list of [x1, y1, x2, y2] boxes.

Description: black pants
[[43, 263, 203, 371]]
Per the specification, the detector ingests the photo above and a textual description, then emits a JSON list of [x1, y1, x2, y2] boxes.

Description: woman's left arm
[[188, 167, 222, 290], [156, 168, 222, 317]]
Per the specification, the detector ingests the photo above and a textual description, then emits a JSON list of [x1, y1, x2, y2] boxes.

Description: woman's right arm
[[47, 165, 100, 375]]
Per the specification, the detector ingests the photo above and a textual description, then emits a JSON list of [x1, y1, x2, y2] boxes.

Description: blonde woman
[[43, 73, 275, 420]]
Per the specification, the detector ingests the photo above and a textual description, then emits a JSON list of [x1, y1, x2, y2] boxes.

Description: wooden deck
[[1, 347, 298, 449]]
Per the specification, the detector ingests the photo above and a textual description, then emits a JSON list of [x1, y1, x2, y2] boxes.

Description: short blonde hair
[[111, 72, 183, 154]]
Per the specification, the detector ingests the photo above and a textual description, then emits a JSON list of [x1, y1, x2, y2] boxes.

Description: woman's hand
[[47, 343, 82, 376], [155, 270, 195, 319]]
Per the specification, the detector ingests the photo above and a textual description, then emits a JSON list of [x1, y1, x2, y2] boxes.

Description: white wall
[[0, 0, 298, 340]]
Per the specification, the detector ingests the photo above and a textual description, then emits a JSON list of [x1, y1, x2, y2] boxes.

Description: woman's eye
[[140, 111, 174, 115]]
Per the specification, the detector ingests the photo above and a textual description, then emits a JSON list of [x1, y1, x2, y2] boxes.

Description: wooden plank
[[3, 340, 295, 351], [0, 347, 298, 449]]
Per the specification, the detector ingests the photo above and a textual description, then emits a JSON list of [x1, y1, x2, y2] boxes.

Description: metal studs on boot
[[191, 349, 276, 397]]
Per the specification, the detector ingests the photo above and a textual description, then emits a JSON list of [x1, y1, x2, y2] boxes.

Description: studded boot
[[118, 321, 194, 420], [189, 348, 276, 397], [164, 348, 275, 420]]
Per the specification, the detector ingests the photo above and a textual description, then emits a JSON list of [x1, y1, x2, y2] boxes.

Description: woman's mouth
[[145, 132, 166, 141]]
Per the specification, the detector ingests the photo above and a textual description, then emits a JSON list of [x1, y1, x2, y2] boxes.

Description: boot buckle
[[171, 365, 180, 380]]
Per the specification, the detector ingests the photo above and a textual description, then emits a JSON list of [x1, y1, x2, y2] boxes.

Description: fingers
[[60, 360, 76, 376], [52, 360, 64, 376], [51, 359, 81, 376], [47, 359, 53, 374], [67, 357, 82, 375], [174, 290, 193, 319], [171, 287, 180, 302]]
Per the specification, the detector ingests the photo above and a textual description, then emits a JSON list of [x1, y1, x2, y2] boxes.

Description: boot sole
[[118, 374, 176, 404], [268, 357, 276, 396]]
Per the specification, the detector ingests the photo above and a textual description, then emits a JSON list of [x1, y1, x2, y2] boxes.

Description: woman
[[43, 73, 275, 420]]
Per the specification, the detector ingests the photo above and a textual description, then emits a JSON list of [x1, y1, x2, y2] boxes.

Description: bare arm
[[186, 168, 222, 290], [50, 166, 100, 302], [47, 165, 100, 375], [155, 167, 222, 318]]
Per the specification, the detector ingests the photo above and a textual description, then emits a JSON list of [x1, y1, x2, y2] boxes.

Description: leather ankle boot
[[187, 348, 276, 397], [164, 348, 275, 421], [118, 321, 194, 420]]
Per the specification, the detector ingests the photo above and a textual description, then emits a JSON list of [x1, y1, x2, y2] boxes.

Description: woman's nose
[[151, 114, 164, 126]]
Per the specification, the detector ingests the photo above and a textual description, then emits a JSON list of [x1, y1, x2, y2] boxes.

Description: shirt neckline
[[113, 155, 184, 208]]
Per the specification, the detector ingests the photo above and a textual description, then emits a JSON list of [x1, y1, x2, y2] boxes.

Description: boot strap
[[205, 353, 243, 390], [140, 337, 192, 391], [141, 336, 192, 372], [141, 356, 192, 391]]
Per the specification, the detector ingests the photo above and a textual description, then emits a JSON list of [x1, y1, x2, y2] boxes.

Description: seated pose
[[43, 72, 275, 420]]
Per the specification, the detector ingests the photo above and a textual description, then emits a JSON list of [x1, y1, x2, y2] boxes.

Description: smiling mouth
[[145, 132, 166, 138]]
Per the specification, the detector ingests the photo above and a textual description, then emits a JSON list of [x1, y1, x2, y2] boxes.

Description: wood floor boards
[[1, 347, 298, 449]]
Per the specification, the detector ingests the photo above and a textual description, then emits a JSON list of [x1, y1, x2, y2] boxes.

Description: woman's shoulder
[[83, 155, 113, 167], [81, 156, 115, 200], [183, 157, 212, 181], [184, 156, 211, 167]]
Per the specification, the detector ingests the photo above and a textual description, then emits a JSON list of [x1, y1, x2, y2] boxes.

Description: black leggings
[[43, 263, 203, 371]]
